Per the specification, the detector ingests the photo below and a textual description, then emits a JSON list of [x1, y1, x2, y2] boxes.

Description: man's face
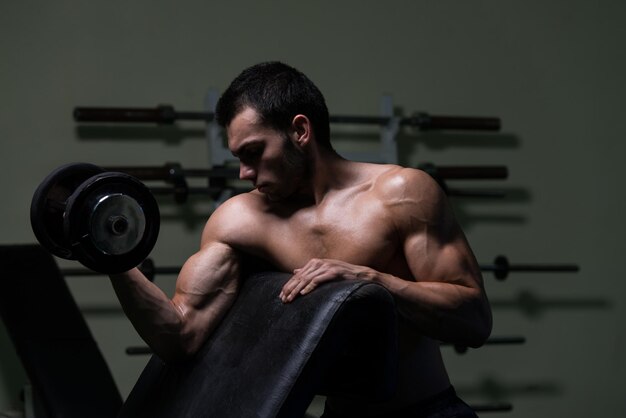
[[227, 107, 307, 201]]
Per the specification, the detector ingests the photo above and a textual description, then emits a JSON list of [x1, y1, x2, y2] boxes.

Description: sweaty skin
[[109, 106, 492, 412]]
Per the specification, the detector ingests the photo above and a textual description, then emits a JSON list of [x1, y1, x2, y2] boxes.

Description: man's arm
[[109, 213, 241, 362], [280, 168, 492, 347], [373, 168, 492, 347]]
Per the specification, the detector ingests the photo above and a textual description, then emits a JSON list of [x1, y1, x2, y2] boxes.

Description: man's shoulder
[[214, 191, 265, 215], [370, 164, 440, 199], [364, 164, 449, 230], [202, 192, 267, 246]]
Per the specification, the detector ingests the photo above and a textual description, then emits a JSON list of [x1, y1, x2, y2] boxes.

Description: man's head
[[215, 61, 331, 150]]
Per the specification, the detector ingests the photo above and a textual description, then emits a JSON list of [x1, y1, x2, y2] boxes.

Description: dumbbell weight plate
[[89, 193, 147, 255], [63, 171, 160, 274], [30, 163, 105, 259]]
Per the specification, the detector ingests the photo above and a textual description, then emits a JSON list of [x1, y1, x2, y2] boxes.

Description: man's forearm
[[109, 242, 241, 361], [281, 258, 491, 346], [369, 270, 492, 347], [109, 268, 189, 360]]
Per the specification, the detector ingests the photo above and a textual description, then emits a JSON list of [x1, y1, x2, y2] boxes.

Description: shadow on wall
[[490, 289, 611, 319], [450, 187, 532, 230], [456, 375, 563, 402]]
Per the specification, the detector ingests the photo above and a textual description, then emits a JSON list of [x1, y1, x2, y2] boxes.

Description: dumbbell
[[30, 163, 160, 274]]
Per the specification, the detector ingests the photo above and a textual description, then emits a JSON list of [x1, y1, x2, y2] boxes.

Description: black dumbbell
[[30, 163, 160, 274]]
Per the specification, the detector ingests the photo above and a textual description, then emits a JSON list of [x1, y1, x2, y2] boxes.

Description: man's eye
[[244, 148, 262, 159]]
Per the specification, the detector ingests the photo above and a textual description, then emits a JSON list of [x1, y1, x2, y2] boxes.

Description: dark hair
[[215, 62, 332, 149]]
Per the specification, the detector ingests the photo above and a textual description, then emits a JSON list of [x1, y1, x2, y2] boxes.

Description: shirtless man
[[110, 62, 492, 417]]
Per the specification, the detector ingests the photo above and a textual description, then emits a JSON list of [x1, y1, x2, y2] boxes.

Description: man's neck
[[305, 150, 362, 205]]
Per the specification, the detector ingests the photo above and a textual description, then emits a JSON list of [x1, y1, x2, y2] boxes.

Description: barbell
[[30, 163, 160, 274]]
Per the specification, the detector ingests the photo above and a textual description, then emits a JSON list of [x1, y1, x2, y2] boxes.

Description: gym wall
[[1, 1, 624, 416]]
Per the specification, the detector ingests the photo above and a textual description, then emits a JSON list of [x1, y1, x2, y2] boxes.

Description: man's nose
[[239, 163, 256, 181]]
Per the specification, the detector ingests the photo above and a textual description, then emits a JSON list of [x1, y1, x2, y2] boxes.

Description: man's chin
[[259, 188, 289, 202], [264, 191, 284, 202]]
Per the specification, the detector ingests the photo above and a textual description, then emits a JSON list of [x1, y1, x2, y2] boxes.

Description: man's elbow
[[146, 322, 207, 363], [152, 335, 203, 363], [466, 302, 493, 348], [466, 322, 492, 349]]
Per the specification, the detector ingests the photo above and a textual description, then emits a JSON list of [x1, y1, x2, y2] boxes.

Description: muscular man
[[110, 62, 492, 417]]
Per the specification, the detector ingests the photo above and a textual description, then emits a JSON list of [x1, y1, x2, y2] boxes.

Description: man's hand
[[279, 258, 374, 303]]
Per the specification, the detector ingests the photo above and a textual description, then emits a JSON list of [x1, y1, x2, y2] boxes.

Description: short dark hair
[[215, 62, 332, 149]]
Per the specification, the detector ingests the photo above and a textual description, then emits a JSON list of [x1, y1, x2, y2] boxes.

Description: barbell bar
[[74, 105, 501, 131], [104, 162, 507, 183], [483, 255, 580, 280]]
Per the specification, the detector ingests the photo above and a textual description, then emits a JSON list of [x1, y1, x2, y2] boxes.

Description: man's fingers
[[280, 273, 308, 302], [280, 260, 336, 302], [300, 282, 317, 295], [282, 277, 309, 302]]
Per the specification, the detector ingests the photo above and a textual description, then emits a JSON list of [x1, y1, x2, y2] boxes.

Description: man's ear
[[291, 114, 311, 147]]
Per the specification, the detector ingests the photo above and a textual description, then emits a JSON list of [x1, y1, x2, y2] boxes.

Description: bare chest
[[254, 197, 400, 272]]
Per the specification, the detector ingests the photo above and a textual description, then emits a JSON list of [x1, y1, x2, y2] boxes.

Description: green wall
[[1, 1, 624, 416]]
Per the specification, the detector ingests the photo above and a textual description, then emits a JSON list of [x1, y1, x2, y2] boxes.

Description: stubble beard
[[267, 136, 310, 202]]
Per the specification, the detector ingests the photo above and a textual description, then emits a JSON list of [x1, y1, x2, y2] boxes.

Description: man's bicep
[[174, 241, 242, 315], [176, 196, 249, 306], [160, 241, 241, 354]]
